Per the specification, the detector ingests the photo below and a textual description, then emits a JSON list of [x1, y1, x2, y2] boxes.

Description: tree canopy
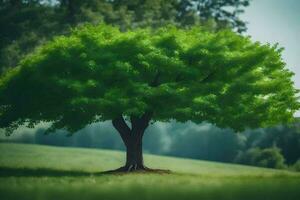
[[0, 24, 299, 135]]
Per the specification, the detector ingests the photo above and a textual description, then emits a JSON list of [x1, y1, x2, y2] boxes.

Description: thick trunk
[[124, 134, 144, 170], [112, 113, 152, 172]]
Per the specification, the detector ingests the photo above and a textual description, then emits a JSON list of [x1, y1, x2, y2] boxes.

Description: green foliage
[[57, 0, 250, 32], [0, 0, 66, 73], [176, 0, 251, 32], [0, 24, 299, 134], [291, 160, 300, 172], [0, 0, 105, 73], [244, 120, 300, 165], [235, 147, 286, 169], [0, 0, 251, 73]]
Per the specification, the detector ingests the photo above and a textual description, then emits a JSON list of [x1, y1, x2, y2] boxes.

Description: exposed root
[[101, 165, 171, 174]]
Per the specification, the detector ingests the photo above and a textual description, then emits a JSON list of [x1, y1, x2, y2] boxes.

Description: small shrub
[[291, 160, 300, 172], [235, 147, 286, 169]]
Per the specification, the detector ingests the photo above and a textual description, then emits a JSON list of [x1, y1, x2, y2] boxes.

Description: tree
[[0, 0, 114, 73], [0, 24, 299, 171], [0, 0, 63, 73], [244, 119, 300, 165], [110, 0, 250, 32]]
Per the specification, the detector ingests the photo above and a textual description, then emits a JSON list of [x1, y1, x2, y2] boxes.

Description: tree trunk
[[124, 134, 144, 170], [112, 113, 152, 172]]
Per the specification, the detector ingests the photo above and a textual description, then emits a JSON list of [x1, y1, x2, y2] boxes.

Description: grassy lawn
[[0, 143, 300, 200]]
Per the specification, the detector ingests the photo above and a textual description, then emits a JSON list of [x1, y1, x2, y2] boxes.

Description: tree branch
[[201, 71, 216, 83], [149, 71, 160, 87], [112, 115, 131, 145], [130, 112, 153, 137]]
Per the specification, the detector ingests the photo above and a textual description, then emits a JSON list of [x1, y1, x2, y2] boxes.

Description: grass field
[[0, 143, 300, 200]]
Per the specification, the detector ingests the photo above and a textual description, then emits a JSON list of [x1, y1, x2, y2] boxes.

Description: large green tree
[[0, 24, 299, 171]]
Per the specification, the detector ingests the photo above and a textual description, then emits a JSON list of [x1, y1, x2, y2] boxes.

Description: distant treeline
[[2, 120, 300, 170]]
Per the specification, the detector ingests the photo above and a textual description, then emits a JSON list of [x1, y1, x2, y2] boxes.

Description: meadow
[[0, 143, 300, 200]]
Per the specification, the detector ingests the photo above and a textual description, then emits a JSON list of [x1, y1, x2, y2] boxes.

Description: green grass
[[0, 143, 300, 200]]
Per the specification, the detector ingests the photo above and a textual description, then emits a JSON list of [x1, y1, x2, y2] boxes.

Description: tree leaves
[[0, 24, 298, 134]]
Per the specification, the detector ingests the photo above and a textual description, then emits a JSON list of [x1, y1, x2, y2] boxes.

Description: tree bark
[[112, 113, 152, 172], [124, 133, 144, 170]]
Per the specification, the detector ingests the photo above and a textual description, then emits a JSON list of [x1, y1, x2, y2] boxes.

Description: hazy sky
[[241, 0, 300, 89]]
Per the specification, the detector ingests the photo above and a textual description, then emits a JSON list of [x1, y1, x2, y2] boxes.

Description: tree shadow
[[0, 166, 171, 177], [0, 166, 104, 177]]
